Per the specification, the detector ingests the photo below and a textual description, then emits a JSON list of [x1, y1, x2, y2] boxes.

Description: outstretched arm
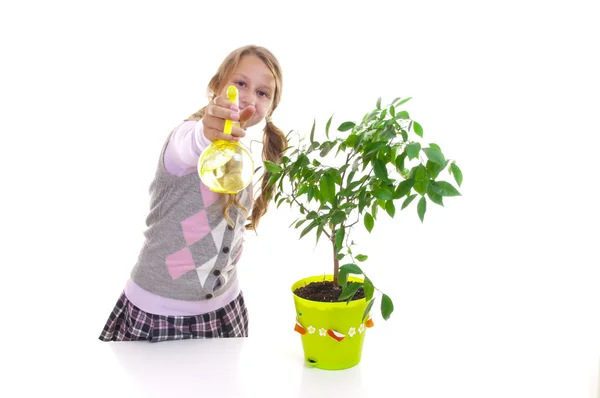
[[164, 120, 211, 177]]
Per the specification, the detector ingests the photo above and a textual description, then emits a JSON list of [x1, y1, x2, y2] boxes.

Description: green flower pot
[[292, 275, 373, 370]]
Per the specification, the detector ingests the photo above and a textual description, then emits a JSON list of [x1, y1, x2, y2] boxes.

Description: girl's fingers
[[213, 94, 239, 111], [230, 126, 246, 139], [239, 106, 255, 123], [207, 103, 240, 122], [202, 95, 246, 142], [208, 95, 240, 120], [204, 126, 246, 143], [202, 117, 225, 134], [205, 127, 236, 142]]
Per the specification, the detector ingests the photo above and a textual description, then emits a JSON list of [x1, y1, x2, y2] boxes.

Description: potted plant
[[264, 95, 463, 370]]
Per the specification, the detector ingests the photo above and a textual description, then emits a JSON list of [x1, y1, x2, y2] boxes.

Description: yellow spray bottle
[[197, 85, 255, 194]]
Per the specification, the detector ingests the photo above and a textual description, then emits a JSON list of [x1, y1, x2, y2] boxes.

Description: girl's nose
[[240, 93, 256, 108]]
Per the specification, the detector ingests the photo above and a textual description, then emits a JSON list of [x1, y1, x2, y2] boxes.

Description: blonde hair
[[186, 45, 287, 231]]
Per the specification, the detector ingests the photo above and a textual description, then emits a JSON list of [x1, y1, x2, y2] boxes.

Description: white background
[[1, 0, 599, 397]]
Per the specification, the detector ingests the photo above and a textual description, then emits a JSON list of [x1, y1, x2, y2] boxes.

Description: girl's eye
[[236, 81, 246, 87], [258, 90, 269, 98]]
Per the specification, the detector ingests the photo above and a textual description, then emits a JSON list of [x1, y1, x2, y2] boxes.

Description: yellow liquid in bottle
[[198, 85, 254, 194], [198, 140, 254, 194]]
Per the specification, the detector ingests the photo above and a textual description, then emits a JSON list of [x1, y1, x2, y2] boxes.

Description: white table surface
[[7, 326, 599, 398], [78, 333, 393, 398]]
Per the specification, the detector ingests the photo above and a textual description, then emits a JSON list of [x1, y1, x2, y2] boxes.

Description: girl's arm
[[164, 120, 212, 177]]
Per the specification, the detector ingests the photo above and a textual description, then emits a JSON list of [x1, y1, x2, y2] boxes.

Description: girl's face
[[220, 55, 276, 128]]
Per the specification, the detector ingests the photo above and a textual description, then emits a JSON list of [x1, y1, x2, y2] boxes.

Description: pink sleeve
[[164, 120, 212, 177]]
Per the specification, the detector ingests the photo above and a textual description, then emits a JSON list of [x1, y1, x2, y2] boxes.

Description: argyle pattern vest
[[130, 140, 253, 301]]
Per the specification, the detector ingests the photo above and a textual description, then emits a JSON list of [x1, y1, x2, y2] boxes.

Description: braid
[[246, 120, 288, 231]]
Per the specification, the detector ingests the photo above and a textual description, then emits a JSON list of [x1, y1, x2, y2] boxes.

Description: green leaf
[[395, 153, 406, 172], [310, 119, 316, 143], [316, 225, 324, 244], [451, 163, 463, 187], [385, 200, 396, 217], [413, 165, 429, 195], [347, 177, 366, 192], [358, 190, 368, 213], [364, 212, 374, 232], [413, 121, 423, 137], [436, 181, 462, 196], [338, 269, 348, 287], [306, 211, 318, 220], [396, 110, 409, 119], [390, 145, 399, 162], [402, 194, 417, 209], [298, 154, 310, 167], [372, 187, 394, 200], [406, 143, 421, 160], [381, 294, 394, 320], [308, 141, 320, 152], [300, 220, 318, 238], [263, 160, 282, 173], [340, 263, 363, 274], [325, 114, 333, 139], [401, 129, 408, 142], [417, 196, 427, 222], [395, 97, 412, 106], [378, 109, 388, 121], [345, 134, 358, 148], [372, 159, 389, 181], [423, 145, 446, 165], [320, 141, 333, 157], [346, 170, 356, 187], [371, 200, 379, 220], [363, 277, 375, 301], [296, 185, 309, 197], [338, 121, 356, 132], [426, 160, 443, 180], [339, 282, 361, 301], [355, 254, 368, 262], [331, 209, 347, 225], [335, 227, 345, 253], [427, 182, 444, 206], [307, 186, 315, 202], [362, 299, 375, 321], [364, 141, 388, 156], [394, 179, 414, 199], [319, 174, 335, 205], [376, 96, 382, 109], [294, 219, 306, 229], [389, 105, 396, 118], [267, 173, 279, 187]]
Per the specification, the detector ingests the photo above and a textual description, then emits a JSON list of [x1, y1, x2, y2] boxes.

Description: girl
[[99, 45, 287, 342]]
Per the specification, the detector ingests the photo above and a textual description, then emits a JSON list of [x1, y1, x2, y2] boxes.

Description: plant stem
[[331, 226, 339, 286]]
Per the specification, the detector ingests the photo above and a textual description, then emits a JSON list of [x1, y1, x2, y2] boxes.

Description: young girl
[[99, 45, 288, 342]]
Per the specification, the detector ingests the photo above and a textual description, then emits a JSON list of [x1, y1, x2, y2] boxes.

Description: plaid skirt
[[98, 290, 249, 342]]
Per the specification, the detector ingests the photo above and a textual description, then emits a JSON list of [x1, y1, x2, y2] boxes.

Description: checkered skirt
[[98, 291, 249, 342]]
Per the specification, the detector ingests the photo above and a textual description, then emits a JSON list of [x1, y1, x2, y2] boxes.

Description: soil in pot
[[293, 281, 365, 302]]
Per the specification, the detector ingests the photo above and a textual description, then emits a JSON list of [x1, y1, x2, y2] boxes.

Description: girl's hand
[[203, 95, 256, 142]]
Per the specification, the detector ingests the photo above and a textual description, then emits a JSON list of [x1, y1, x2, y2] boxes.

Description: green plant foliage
[[265, 96, 463, 321]]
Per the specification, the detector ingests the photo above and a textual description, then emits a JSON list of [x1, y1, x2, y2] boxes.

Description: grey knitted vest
[[130, 138, 253, 301]]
